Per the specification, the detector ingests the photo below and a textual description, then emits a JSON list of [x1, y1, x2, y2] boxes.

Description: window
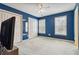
[[55, 16, 67, 35], [39, 19, 46, 33], [25, 22, 28, 32]]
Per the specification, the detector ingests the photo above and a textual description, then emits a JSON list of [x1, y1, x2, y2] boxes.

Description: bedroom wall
[[0, 3, 75, 41], [38, 10, 74, 40]]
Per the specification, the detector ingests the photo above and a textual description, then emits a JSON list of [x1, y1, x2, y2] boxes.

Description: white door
[[74, 6, 79, 48], [13, 14, 22, 43], [28, 17, 38, 39]]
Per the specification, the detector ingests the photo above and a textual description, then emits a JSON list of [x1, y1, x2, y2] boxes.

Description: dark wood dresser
[[3, 46, 19, 55]]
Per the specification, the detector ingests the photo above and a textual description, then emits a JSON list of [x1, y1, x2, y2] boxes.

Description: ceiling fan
[[37, 3, 50, 16], [38, 3, 50, 10]]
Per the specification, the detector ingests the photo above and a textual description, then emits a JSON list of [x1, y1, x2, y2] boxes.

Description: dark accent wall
[[0, 3, 38, 40], [0, 3, 75, 40], [38, 10, 74, 40]]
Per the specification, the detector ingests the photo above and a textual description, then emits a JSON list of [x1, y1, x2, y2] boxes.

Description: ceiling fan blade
[[38, 3, 42, 9], [38, 3, 50, 9]]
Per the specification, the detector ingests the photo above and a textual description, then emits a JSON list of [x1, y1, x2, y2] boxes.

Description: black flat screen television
[[0, 17, 15, 50]]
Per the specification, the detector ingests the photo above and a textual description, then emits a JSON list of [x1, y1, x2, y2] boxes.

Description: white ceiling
[[3, 3, 76, 17]]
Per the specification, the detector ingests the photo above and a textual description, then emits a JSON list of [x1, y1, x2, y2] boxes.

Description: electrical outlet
[[48, 34, 51, 36]]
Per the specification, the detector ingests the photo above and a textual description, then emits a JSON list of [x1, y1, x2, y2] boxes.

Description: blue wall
[[0, 3, 38, 40], [38, 10, 74, 40], [0, 3, 75, 40]]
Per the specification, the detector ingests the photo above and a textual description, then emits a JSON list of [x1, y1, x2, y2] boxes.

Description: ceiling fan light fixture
[[40, 9, 44, 12]]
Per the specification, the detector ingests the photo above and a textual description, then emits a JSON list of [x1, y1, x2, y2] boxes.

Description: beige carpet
[[15, 36, 79, 55]]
